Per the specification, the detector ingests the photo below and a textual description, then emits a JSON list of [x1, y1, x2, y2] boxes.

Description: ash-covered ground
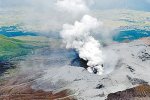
[[0, 1, 150, 99], [1, 36, 149, 100]]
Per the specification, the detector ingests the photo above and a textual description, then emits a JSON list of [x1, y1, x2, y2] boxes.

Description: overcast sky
[[0, 0, 149, 32], [0, 0, 150, 11], [92, 0, 150, 11]]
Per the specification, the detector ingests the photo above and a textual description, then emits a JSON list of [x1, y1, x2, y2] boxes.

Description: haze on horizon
[[0, 0, 150, 11]]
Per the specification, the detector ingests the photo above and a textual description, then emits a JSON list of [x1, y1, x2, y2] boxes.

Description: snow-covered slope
[[29, 38, 150, 100]]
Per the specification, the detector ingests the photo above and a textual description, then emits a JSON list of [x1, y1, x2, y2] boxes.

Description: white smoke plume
[[57, 0, 105, 75], [60, 15, 104, 75], [56, 0, 89, 14]]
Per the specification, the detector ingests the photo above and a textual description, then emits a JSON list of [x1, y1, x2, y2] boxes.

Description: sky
[[92, 0, 150, 11], [0, 0, 149, 33], [0, 0, 150, 11]]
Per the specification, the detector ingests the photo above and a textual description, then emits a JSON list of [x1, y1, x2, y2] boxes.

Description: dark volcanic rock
[[106, 85, 150, 100], [96, 84, 104, 89], [127, 75, 148, 85], [127, 65, 135, 72], [138, 50, 150, 61], [71, 54, 88, 68], [0, 61, 16, 76]]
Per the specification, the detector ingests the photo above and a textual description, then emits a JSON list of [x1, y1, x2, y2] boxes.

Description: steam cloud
[[57, 0, 105, 75], [60, 15, 104, 75], [56, 0, 89, 14]]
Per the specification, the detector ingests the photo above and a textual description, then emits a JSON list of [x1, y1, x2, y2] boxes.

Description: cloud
[[0, 0, 149, 33], [55, 0, 89, 14], [0, 0, 85, 32], [0, 0, 150, 10], [60, 15, 104, 75], [0, 0, 92, 32]]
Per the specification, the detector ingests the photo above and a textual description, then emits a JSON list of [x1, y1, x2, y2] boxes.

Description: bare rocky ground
[[107, 84, 150, 100], [0, 47, 76, 100], [0, 38, 150, 100], [0, 70, 75, 100], [0, 81, 75, 100]]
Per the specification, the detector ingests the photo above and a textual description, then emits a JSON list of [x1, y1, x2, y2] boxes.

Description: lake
[[113, 29, 150, 42]]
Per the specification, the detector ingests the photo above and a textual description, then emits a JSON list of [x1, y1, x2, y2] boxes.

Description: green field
[[0, 35, 35, 61]]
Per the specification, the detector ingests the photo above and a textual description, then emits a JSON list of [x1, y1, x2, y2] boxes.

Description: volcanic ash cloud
[[60, 15, 104, 75]]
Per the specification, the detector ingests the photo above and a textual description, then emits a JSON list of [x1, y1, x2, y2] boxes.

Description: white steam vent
[[60, 15, 104, 75]]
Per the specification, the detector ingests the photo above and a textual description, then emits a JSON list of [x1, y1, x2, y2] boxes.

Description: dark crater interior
[[70, 51, 89, 69]]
